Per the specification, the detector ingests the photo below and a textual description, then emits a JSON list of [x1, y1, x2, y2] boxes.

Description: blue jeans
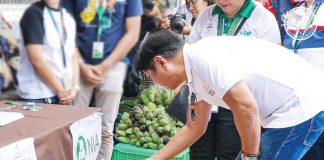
[[18, 96, 59, 104], [236, 111, 324, 160], [190, 107, 242, 160], [302, 131, 324, 160]]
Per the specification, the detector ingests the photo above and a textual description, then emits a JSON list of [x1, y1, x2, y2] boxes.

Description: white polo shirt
[[184, 36, 324, 128], [189, 2, 281, 44]]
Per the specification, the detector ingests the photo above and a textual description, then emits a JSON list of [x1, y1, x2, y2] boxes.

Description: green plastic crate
[[113, 143, 190, 160]]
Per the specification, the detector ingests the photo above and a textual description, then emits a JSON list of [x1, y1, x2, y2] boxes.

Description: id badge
[[62, 71, 72, 91], [92, 42, 104, 59]]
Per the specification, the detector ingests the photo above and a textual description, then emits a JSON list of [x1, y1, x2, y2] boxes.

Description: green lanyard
[[217, 15, 245, 36], [292, 4, 322, 53], [96, 0, 114, 41], [216, 3, 255, 36], [48, 8, 67, 68]]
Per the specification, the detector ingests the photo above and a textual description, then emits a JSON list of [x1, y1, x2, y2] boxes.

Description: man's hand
[[182, 21, 192, 35], [57, 90, 71, 105], [58, 87, 79, 105], [149, 100, 211, 160], [160, 17, 171, 29], [95, 61, 112, 78], [80, 62, 104, 85]]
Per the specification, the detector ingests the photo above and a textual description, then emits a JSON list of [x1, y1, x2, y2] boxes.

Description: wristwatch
[[241, 151, 259, 160]]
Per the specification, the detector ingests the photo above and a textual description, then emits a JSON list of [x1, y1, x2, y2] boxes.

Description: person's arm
[[60, 48, 80, 104], [72, 49, 80, 88], [149, 100, 212, 160], [96, 16, 141, 75], [222, 80, 261, 155], [26, 44, 68, 99], [181, 21, 192, 35], [160, 17, 171, 29]]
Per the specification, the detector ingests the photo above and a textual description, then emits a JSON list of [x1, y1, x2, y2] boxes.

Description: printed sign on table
[[70, 112, 102, 160], [0, 138, 37, 160]]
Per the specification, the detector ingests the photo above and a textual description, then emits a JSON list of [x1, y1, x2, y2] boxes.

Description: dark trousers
[[190, 107, 242, 160], [18, 96, 59, 104], [302, 124, 324, 160]]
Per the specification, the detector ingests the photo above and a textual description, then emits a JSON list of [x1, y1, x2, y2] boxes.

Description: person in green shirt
[[189, 0, 280, 43]]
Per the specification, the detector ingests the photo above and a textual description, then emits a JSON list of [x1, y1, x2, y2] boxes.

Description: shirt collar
[[212, 0, 255, 18]]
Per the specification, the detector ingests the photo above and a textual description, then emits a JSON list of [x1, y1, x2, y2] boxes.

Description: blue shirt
[[283, 2, 324, 51], [270, 0, 324, 43], [63, 0, 143, 65]]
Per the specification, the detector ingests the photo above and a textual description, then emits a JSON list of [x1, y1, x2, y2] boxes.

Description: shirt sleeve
[[126, 0, 143, 17], [254, 5, 281, 44], [20, 4, 44, 45], [192, 47, 244, 99]]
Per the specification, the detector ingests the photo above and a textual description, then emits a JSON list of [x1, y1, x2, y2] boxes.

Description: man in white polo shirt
[[135, 28, 324, 160], [188, 0, 281, 158]]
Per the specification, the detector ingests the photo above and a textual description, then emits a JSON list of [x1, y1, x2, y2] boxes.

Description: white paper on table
[[0, 111, 24, 126], [70, 112, 102, 160], [0, 137, 37, 160]]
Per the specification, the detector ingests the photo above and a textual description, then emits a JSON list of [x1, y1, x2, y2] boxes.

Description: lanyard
[[216, 3, 255, 36], [96, 0, 116, 41], [217, 15, 246, 36], [292, 3, 321, 53], [48, 8, 67, 68]]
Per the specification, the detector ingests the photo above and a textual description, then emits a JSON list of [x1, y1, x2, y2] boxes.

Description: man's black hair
[[135, 28, 185, 71]]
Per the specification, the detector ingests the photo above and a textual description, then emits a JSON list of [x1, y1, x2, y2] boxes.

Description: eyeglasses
[[186, 0, 199, 8]]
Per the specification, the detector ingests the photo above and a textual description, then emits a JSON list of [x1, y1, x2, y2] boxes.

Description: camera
[[142, 0, 154, 14], [168, 13, 186, 34]]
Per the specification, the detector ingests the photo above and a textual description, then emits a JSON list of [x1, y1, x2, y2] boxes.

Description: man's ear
[[153, 56, 167, 69]]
